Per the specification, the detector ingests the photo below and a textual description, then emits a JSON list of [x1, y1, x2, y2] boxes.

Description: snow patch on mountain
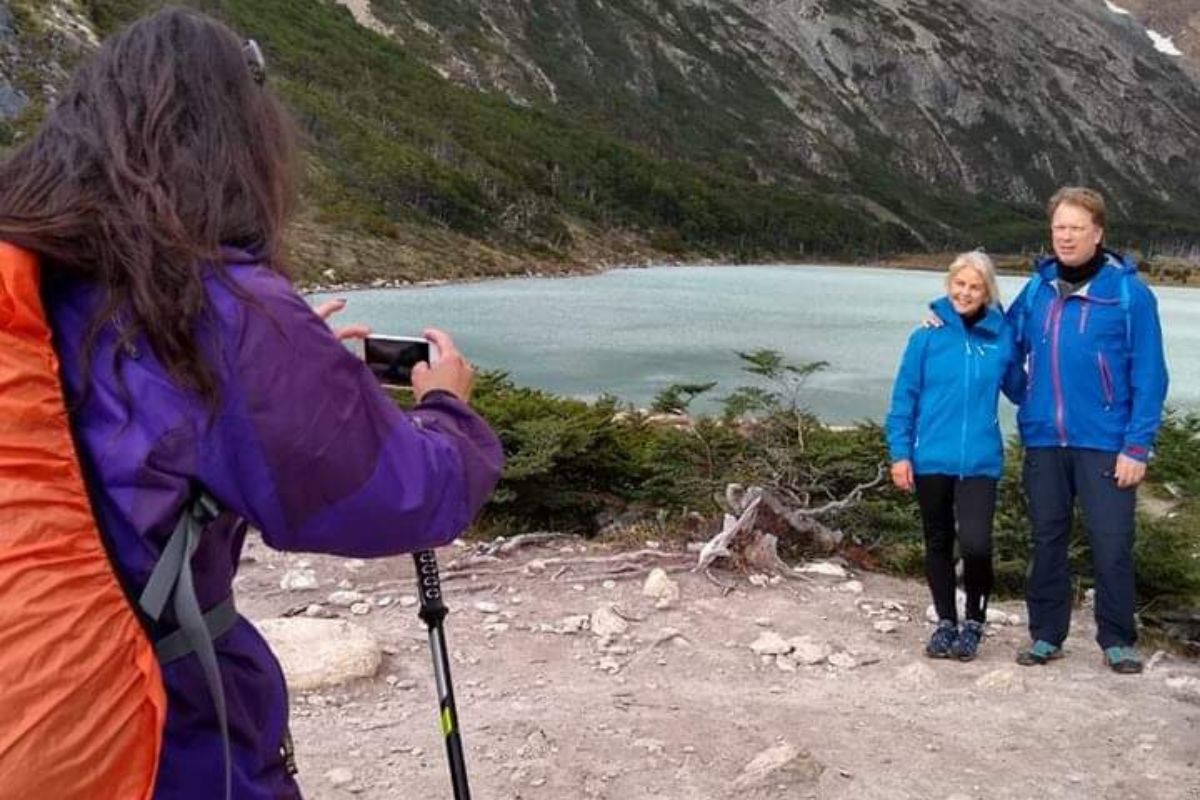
[[1146, 29, 1183, 57]]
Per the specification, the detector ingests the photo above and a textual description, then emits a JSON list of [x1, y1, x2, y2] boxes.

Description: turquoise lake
[[309, 265, 1200, 424]]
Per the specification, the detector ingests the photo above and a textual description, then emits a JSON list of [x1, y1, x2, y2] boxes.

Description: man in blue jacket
[[1011, 187, 1169, 674]]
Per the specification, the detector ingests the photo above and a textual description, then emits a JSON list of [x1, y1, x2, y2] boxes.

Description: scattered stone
[[895, 661, 937, 688], [555, 614, 591, 634], [882, 600, 906, 612], [1165, 675, 1200, 699], [787, 636, 829, 666], [398, 596, 418, 608], [750, 631, 792, 656], [257, 617, 382, 691], [642, 568, 680, 609], [349, 602, 371, 616], [828, 652, 858, 669], [974, 669, 1026, 694], [590, 606, 630, 638], [325, 767, 355, 787], [597, 657, 622, 674], [474, 601, 502, 614], [279, 569, 319, 591], [837, 580, 864, 594], [747, 573, 770, 587], [633, 737, 665, 754], [873, 620, 900, 634], [602, 580, 617, 590], [795, 561, 848, 579], [733, 742, 823, 789], [327, 590, 366, 607]]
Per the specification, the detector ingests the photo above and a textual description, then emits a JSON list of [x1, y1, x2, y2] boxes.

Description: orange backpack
[[0, 242, 166, 798]]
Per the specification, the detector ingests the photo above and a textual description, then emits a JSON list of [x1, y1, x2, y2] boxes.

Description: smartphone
[[363, 335, 439, 388]]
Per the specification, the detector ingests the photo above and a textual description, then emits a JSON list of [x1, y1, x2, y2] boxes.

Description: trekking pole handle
[[411, 548, 472, 800], [413, 549, 448, 627]]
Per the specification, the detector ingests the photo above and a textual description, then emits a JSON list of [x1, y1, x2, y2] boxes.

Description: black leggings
[[914, 474, 997, 624]]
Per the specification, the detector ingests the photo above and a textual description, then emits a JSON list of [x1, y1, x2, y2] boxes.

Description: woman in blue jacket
[[886, 252, 1025, 661]]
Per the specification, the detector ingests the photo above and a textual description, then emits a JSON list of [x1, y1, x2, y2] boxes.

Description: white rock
[[787, 636, 829, 665], [327, 590, 366, 607], [325, 767, 355, 787], [986, 608, 1010, 625], [642, 568, 680, 608], [398, 596, 418, 608], [733, 742, 802, 789], [895, 661, 937, 688], [602, 580, 617, 590], [279, 569, 319, 591], [873, 620, 900, 634], [837, 580, 864, 594], [747, 573, 770, 587], [474, 601, 502, 614], [1165, 676, 1200, 699], [795, 561, 848, 578], [828, 652, 858, 669], [749, 631, 792, 656], [590, 606, 630, 638], [349, 602, 371, 616], [975, 669, 1026, 694], [556, 614, 591, 634], [257, 617, 381, 691]]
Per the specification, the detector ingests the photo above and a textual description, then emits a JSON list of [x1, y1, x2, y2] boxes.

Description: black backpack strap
[[139, 491, 234, 800]]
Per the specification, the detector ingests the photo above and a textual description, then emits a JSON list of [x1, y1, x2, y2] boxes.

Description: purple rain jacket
[[44, 251, 504, 799]]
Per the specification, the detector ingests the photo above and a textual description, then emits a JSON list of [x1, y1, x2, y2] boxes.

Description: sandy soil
[[233, 536, 1200, 800]]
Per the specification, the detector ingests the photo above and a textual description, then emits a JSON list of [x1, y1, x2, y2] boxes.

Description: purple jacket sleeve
[[197, 266, 503, 556]]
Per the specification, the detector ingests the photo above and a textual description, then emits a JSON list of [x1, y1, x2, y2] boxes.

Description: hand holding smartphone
[[364, 329, 475, 402], [364, 335, 439, 388]]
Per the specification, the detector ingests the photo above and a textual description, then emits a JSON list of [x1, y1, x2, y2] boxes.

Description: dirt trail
[[233, 536, 1200, 800]]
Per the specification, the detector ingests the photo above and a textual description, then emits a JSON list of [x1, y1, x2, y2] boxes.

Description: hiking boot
[[925, 620, 958, 659], [953, 620, 984, 662], [1015, 640, 1063, 666], [1104, 646, 1143, 675]]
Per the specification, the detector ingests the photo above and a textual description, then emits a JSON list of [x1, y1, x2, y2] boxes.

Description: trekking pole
[[412, 549, 471, 799]]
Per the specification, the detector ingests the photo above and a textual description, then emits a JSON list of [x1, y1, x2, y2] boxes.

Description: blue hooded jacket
[[1008, 251, 1168, 460], [886, 296, 1025, 479]]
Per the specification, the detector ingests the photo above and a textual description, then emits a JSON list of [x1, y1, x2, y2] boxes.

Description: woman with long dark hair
[[0, 8, 501, 798]]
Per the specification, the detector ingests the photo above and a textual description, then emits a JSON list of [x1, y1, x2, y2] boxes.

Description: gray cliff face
[[0, 4, 29, 119], [370, 0, 1200, 217]]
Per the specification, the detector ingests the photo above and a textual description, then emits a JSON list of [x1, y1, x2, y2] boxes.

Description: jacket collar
[[931, 295, 1003, 337]]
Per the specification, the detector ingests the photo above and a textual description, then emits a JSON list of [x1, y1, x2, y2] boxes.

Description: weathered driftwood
[[696, 467, 885, 575]]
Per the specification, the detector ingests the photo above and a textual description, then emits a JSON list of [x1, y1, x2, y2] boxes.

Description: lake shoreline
[[300, 252, 1197, 296]]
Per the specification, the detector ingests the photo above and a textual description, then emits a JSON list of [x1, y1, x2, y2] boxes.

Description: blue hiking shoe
[[925, 620, 958, 659], [1104, 646, 1143, 675], [953, 620, 984, 662], [1016, 639, 1063, 666]]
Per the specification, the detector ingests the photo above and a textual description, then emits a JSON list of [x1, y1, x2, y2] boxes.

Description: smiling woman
[[945, 250, 1002, 316], [885, 250, 1025, 661]]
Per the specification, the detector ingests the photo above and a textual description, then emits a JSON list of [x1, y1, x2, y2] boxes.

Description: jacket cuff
[[1120, 443, 1150, 462]]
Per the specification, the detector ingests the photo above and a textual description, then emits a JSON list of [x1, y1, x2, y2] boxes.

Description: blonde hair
[[1047, 186, 1106, 228], [946, 250, 1002, 307]]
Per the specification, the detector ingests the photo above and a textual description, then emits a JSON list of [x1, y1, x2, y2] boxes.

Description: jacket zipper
[[1050, 296, 1068, 445], [960, 333, 970, 476], [1097, 352, 1114, 407]]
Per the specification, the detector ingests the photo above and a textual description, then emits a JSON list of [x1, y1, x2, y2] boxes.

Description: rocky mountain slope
[[1, 0, 1198, 281], [366, 0, 1200, 223]]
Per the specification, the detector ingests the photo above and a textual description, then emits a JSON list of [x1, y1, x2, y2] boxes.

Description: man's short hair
[[1047, 186, 1107, 228]]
